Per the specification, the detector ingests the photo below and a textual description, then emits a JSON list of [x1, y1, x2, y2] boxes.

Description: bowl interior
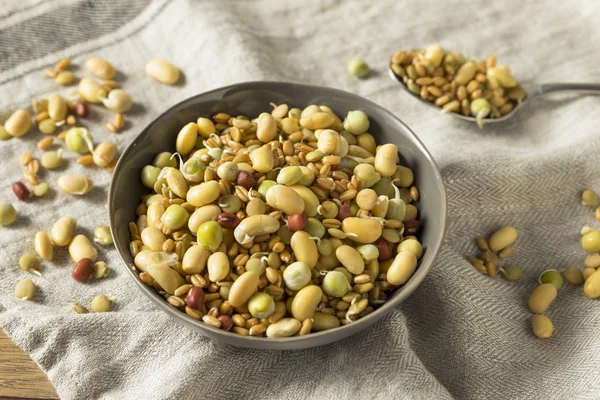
[[109, 81, 447, 350]]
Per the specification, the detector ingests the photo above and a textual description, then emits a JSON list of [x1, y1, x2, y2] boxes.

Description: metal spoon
[[388, 66, 600, 125]]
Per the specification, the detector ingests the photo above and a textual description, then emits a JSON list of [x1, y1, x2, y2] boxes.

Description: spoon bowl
[[389, 65, 600, 126]]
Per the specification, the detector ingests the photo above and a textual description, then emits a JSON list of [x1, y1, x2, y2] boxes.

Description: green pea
[[40, 150, 63, 170], [334, 267, 353, 284], [350, 201, 359, 216], [470, 98, 491, 128], [322, 271, 350, 297], [208, 148, 222, 160], [347, 59, 369, 78], [506, 86, 526, 102], [248, 292, 275, 319], [258, 180, 276, 199], [277, 166, 303, 186], [161, 205, 189, 230], [539, 269, 563, 290], [65, 127, 94, 154], [219, 285, 230, 300], [181, 158, 205, 182], [500, 265, 522, 281], [305, 218, 325, 239], [153, 152, 177, 169], [217, 161, 239, 182], [339, 157, 358, 172], [246, 257, 266, 276], [219, 194, 242, 213], [141, 165, 161, 188], [582, 230, 600, 253], [470, 98, 491, 117], [357, 244, 379, 261], [386, 184, 406, 220], [197, 221, 223, 251], [371, 177, 394, 198], [0, 202, 17, 226], [283, 261, 311, 291], [353, 164, 380, 187], [343, 110, 370, 135], [396, 239, 423, 259]]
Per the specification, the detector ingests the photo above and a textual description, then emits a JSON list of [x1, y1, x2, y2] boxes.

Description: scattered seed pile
[[466, 188, 600, 339], [130, 104, 424, 337], [0, 56, 181, 312], [390, 43, 526, 127]]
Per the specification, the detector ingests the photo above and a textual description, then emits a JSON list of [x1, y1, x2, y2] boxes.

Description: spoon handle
[[532, 83, 600, 97]]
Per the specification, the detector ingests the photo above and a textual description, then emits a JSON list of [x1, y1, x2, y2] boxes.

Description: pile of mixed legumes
[[0, 56, 181, 313], [390, 44, 526, 127], [466, 189, 600, 339], [129, 105, 424, 337]]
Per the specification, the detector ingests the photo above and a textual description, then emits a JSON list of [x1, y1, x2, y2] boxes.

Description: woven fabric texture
[[1, 0, 599, 399]]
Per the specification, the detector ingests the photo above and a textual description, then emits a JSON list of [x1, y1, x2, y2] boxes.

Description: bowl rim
[[109, 80, 447, 346]]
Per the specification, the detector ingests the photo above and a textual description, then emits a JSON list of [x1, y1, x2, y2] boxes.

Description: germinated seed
[[564, 267, 584, 286], [86, 57, 116, 80], [51, 216, 77, 246], [41, 150, 63, 169], [90, 294, 112, 312], [93, 226, 113, 246], [69, 234, 98, 262], [92, 261, 109, 279], [531, 314, 553, 339], [145, 59, 180, 84], [0, 202, 17, 226], [19, 254, 41, 275], [34, 231, 54, 261], [58, 174, 93, 195], [15, 279, 36, 300], [5, 109, 32, 137], [528, 283, 557, 314]]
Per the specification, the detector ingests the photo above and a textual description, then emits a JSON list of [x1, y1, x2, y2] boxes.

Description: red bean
[[237, 171, 255, 189], [188, 148, 198, 158], [218, 315, 233, 331], [404, 219, 421, 236], [218, 213, 240, 229], [12, 182, 30, 201], [336, 205, 351, 221], [186, 286, 205, 310], [72, 258, 94, 282], [374, 238, 392, 261], [287, 213, 308, 232], [75, 102, 88, 117]]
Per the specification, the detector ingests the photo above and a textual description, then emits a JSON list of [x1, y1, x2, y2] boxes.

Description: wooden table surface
[[0, 330, 58, 400]]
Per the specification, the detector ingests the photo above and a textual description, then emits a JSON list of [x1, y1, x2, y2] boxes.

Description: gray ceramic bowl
[[109, 81, 447, 350]]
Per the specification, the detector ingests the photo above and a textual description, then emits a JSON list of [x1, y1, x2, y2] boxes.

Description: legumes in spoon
[[389, 44, 600, 128]]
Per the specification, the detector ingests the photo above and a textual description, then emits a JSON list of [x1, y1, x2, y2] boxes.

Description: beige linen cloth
[[1, 0, 599, 399]]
